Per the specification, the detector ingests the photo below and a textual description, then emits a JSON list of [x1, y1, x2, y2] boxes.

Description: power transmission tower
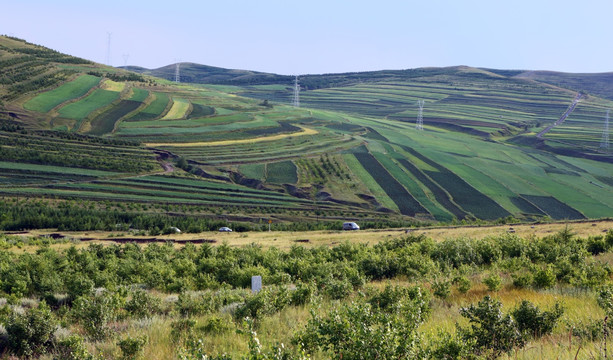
[[292, 75, 300, 107], [174, 60, 181, 83], [416, 99, 424, 130], [600, 109, 610, 152], [122, 53, 129, 67], [105, 32, 112, 66]]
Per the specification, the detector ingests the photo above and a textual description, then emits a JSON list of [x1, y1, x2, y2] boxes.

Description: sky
[[3, 0, 613, 75]]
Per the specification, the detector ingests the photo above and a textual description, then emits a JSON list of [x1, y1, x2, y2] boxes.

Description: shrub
[[71, 292, 123, 340], [511, 300, 564, 338], [511, 271, 533, 289], [176, 291, 222, 317], [53, 334, 93, 360], [291, 282, 316, 306], [321, 277, 352, 300], [429, 331, 475, 360], [118, 335, 148, 360], [482, 272, 502, 292], [458, 295, 525, 358], [533, 266, 556, 289], [6, 302, 57, 358], [432, 277, 452, 299], [454, 275, 471, 294], [125, 289, 161, 319], [200, 316, 233, 335], [171, 318, 196, 341], [294, 288, 429, 359], [234, 286, 290, 321], [586, 236, 607, 255]]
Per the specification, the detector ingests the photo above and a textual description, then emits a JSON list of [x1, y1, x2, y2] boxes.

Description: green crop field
[[124, 92, 170, 121], [87, 100, 142, 135], [57, 88, 120, 120], [23, 74, 100, 113], [266, 161, 298, 184], [128, 87, 149, 102]]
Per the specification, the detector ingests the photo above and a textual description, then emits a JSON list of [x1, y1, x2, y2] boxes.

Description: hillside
[[1, 35, 613, 230], [516, 70, 613, 101]]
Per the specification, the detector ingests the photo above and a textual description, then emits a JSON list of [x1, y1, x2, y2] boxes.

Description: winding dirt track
[[536, 93, 582, 139]]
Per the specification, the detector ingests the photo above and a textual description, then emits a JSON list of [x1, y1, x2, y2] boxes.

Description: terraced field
[[3, 35, 613, 224], [57, 88, 120, 120], [23, 74, 101, 113]]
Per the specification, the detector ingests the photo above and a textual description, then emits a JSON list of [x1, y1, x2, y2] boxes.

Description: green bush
[[533, 266, 556, 289], [458, 295, 525, 358], [511, 300, 563, 338], [454, 275, 472, 294], [234, 286, 290, 321], [482, 272, 502, 291], [511, 271, 533, 288], [53, 334, 93, 360], [6, 302, 57, 358], [294, 288, 429, 359], [200, 315, 233, 334], [71, 292, 124, 340], [432, 277, 452, 299], [125, 289, 161, 319], [176, 291, 227, 317], [118, 335, 148, 360]]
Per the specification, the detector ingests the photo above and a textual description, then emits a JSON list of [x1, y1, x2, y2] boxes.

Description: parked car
[[342, 222, 360, 231], [219, 227, 232, 232]]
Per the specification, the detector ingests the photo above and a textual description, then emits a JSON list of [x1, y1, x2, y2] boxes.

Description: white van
[[342, 222, 360, 231]]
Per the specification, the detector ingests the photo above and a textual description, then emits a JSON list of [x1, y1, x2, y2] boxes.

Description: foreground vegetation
[[0, 228, 612, 359]]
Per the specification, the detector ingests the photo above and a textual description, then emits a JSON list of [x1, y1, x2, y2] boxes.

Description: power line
[[416, 99, 424, 130], [175, 59, 181, 83], [292, 75, 300, 107]]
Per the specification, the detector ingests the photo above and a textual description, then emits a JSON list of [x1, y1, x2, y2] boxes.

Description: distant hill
[[515, 70, 613, 100], [129, 63, 613, 100], [123, 63, 290, 85]]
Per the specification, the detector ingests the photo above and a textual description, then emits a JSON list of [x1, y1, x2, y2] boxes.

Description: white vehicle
[[342, 222, 360, 231], [219, 227, 233, 232]]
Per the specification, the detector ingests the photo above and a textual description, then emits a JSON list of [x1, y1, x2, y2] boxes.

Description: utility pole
[[292, 75, 300, 107], [416, 99, 424, 130]]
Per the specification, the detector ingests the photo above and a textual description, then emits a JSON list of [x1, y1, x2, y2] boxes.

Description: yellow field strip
[[145, 125, 318, 147], [100, 79, 125, 92], [161, 98, 190, 120]]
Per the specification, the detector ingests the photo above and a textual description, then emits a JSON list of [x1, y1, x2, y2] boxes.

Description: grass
[[129, 87, 149, 102], [125, 92, 169, 121], [23, 74, 100, 113], [87, 100, 142, 135], [266, 161, 298, 184], [57, 88, 120, 120], [100, 79, 125, 92], [161, 98, 190, 120]]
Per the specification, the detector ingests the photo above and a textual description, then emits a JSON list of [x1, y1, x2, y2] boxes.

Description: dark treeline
[[86, 71, 146, 83], [0, 199, 421, 233]]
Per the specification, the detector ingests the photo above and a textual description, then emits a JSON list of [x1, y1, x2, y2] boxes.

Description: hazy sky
[[3, 0, 612, 75]]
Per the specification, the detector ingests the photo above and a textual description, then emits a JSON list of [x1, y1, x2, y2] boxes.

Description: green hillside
[[1, 35, 613, 230]]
